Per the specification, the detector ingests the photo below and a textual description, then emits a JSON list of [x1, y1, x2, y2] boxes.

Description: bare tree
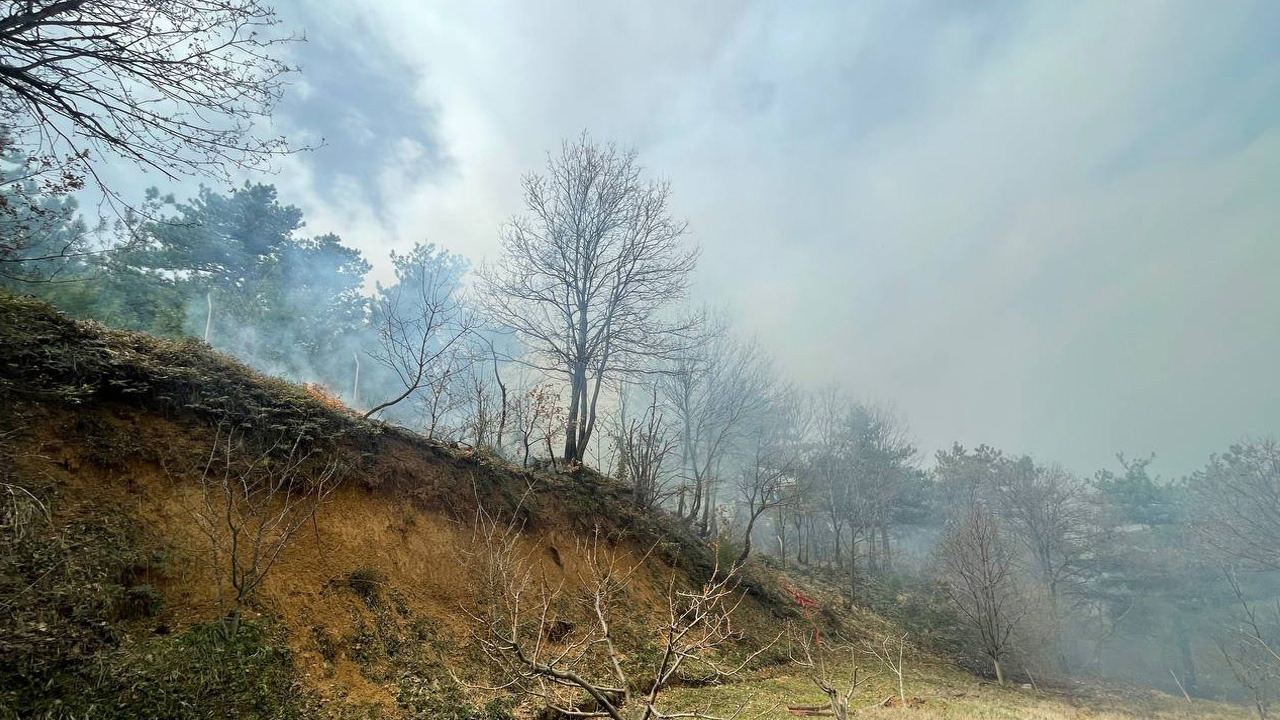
[[182, 424, 339, 638], [484, 337, 511, 451], [482, 134, 698, 463], [616, 386, 680, 511], [807, 388, 857, 570], [461, 362, 504, 450], [0, 0, 296, 200], [1192, 438, 1280, 571], [536, 389, 568, 470], [996, 461, 1094, 595], [735, 398, 803, 569], [862, 632, 910, 709], [416, 345, 468, 441], [664, 320, 773, 534], [461, 511, 768, 720], [511, 382, 563, 468], [938, 503, 1026, 685], [994, 459, 1094, 668], [1217, 570, 1279, 720], [365, 245, 473, 420], [855, 404, 918, 575], [802, 394, 918, 596], [787, 625, 868, 720]]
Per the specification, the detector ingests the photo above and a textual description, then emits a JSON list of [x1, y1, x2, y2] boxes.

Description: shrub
[[0, 495, 308, 719], [347, 565, 387, 605]]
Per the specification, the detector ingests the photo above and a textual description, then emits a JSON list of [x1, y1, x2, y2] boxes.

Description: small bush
[[347, 565, 387, 605], [0, 496, 308, 720], [115, 583, 164, 620]]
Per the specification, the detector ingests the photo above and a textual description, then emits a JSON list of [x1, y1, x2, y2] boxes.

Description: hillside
[[0, 291, 1250, 720]]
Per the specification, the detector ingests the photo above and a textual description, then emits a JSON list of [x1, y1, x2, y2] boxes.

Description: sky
[[248, 0, 1279, 477]]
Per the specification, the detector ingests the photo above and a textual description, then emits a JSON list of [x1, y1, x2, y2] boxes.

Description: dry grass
[[661, 662, 1253, 720]]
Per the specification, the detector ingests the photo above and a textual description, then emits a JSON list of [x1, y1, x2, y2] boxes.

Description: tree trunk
[[793, 515, 805, 565], [735, 509, 765, 569], [352, 352, 360, 405], [580, 363, 608, 460], [1047, 589, 1070, 672], [563, 362, 584, 460], [204, 291, 213, 342], [689, 475, 703, 524], [880, 524, 892, 572], [222, 609, 242, 640], [699, 481, 713, 537], [493, 362, 507, 451], [993, 657, 1005, 686], [849, 544, 857, 604], [776, 507, 788, 571], [680, 412, 694, 521], [832, 520, 843, 566], [1174, 614, 1197, 695], [805, 515, 815, 565], [565, 294, 589, 460]]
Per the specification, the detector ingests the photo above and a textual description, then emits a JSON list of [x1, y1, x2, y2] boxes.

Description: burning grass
[[303, 382, 351, 412]]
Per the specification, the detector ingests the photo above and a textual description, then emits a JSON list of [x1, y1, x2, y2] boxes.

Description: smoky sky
[[257, 0, 1280, 477], [273, 3, 450, 213]]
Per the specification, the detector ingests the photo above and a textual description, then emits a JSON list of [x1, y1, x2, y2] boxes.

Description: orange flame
[[303, 382, 347, 410]]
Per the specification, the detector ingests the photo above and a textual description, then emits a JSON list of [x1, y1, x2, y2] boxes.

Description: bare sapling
[[182, 423, 340, 638], [1216, 569, 1279, 719], [863, 632, 910, 709], [616, 386, 680, 510], [365, 247, 473, 420], [788, 624, 868, 720], [460, 506, 772, 719], [512, 383, 562, 467]]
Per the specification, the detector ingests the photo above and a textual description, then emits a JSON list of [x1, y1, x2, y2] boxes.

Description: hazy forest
[[1, 2, 1277, 719]]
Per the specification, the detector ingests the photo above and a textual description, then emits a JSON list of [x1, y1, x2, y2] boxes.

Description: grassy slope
[[0, 291, 1249, 719], [665, 665, 1250, 719]]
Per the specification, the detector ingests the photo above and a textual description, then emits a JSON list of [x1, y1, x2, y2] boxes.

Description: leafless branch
[[178, 422, 340, 637], [461, 507, 767, 720]]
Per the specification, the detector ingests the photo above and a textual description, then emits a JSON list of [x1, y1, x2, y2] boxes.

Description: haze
[[248, 0, 1280, 476], [7, 1, 1280, 713]]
